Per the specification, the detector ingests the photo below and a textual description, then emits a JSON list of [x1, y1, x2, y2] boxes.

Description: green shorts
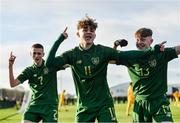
[[75, 104, 118, 123], [24, 104, 58, 122], [133, 95, 173, 122]]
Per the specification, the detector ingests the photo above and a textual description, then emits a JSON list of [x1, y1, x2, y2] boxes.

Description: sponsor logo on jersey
[[33, 74, 37, 77], [43, 67, 49, 74], [76, 60, 82, 64], [81, 79, 86, 83], [91, 57, 99, 65]]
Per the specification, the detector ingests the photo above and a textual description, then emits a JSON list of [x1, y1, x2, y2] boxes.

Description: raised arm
[[116, 39, 165, 60], [113, 39, 128, 49], [113, 43, 164, 66], [9, 52, 20, 87], [45, 27, 68, 67], [110, 39, 162, 65], [109, 39, 128, 64], [154, 41, 179, 55]]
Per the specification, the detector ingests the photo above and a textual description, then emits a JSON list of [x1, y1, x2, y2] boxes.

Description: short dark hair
[[31, 43, 44, 50], [77, 15, 98, 30], [130, 82, 133, 85], [135, 27, 153, 39]]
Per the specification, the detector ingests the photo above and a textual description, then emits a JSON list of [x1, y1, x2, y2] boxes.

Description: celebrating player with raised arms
[[46, 16, 163, 122], [9, 44, 66, 123], [113, 27, 180, 122]]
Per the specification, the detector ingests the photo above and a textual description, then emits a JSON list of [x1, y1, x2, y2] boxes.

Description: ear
[[30, 51, 32, 56], [42, 52, 45, 57], [136, 38, 140, 42], [150, 39, 153, 45], [76, 31, 80, 37]]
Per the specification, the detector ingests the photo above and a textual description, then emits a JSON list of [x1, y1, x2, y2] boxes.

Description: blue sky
[[1, 0, 180, 94]]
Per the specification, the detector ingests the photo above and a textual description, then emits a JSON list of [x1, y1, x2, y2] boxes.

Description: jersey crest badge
[[148, 59, 157, 67], [91, 57, 99, 65], [43, 68, 49, 74], [133, 64, 140, 70]]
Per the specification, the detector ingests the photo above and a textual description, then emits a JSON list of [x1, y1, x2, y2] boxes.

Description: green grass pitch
[[0, 103, 180, 122]]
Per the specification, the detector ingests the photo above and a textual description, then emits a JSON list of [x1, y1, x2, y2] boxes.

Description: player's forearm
[[45, 34, 65, 67], [130, 44, 161, 58], [174, 45, 180, 55], [117, 48, 155, 60], [9, 66, 19, 87], [113, 45, 118, 49]]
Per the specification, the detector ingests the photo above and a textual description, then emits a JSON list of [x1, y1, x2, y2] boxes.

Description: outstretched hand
[[63, 27, 68, 39], [113, 39, 128, 49], [159, 41, 167, 51], [9, 52, 16, 66]]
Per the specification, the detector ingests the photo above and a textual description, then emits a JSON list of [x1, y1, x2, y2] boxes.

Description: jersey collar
[[78, 43, 95, 52], [33, 59, 45, 68]]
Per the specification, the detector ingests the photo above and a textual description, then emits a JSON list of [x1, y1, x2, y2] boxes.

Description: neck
[[80, 43, 93, 50], [138, 46, 150, 50], [34, 59, 43, 67]]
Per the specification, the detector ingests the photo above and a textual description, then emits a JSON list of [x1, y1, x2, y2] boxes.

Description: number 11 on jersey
[[84, 66, 91, 76]]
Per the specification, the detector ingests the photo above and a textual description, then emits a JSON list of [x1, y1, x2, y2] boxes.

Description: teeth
[[85, 36, 91, 40], [86, 36, 91, 38]]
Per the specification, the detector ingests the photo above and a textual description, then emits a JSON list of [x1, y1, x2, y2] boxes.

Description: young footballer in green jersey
[[113, 27, 180, 122], [46, 16, 162, 123], [8, 44, 65, 123]]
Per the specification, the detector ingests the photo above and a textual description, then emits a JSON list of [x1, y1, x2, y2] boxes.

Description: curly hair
[[77, 15, 98, 30]]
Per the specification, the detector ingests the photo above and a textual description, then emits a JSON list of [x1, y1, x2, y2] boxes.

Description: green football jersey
[[118, 47, 178, 100], [46, 34, 161, 112], [60, 44, 119, 109], [17, 60, 63, 105]]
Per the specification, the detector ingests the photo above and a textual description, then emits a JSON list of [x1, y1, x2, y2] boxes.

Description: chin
[[137, 47, 145, 50], [142, 47, 148, 50], [86, 41, 93, 44], [34, 60, 40, 65]]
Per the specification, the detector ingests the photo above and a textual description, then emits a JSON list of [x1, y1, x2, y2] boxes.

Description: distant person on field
[[59, 90, 68, 111], [126, 82, 135, 116], [172, 90, 180, 106]]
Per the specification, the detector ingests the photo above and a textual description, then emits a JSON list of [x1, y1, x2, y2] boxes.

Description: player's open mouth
[[85, 35, 92, 40], [35, 59, 40, 62], [137, 43, 145, 49]]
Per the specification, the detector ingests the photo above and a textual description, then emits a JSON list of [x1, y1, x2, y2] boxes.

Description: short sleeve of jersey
[[17, 67, 31, 84]]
